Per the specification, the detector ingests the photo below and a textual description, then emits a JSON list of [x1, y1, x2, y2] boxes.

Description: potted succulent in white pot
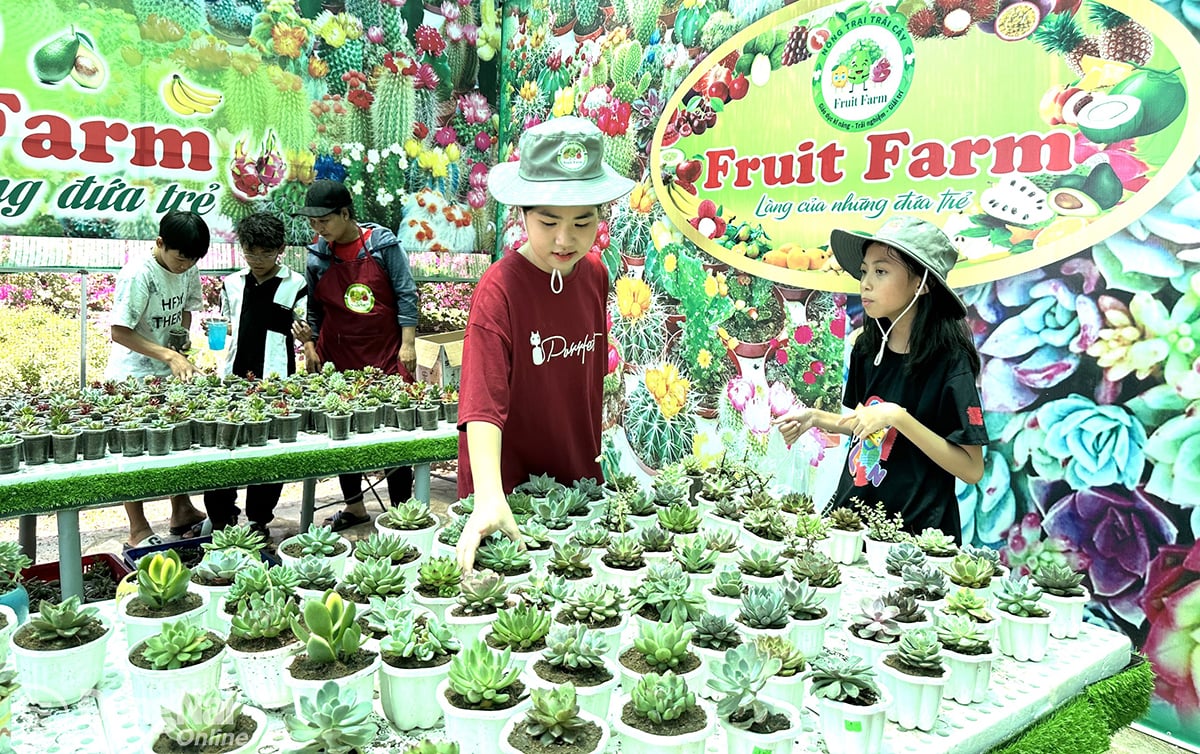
[[704, 528, 740, 567], [943, 552, 996, 601], [689, 612, 742, 701], [0, 541, 33, 623], [754, 636, 808, 713], [499, 682, 610, 754], [936, 614, 997, 705], [436, 639, 530, 754], [476, 536, 535, 586], [611, 671, 714, 754], [596, 533, 648, 592], [379, 610, 461, 730], [781, 578, 828, 658], [293, 556, 340, 603], [619, 619, 702, 691], [546, 541, 594, 583], [145, 690, 267, 754], [877, 626, 951, 731], [10, 596, 112, 706], [940, 587, 996, 641], [1032, 561, 1090, 639], [885, 541, 927, 583], [226, 591, 300, 710], [845, 597, 902, 670], [901, 563, 951, 619], [412, 556, 463, 623], [708, 642, 801, 754], [190, 549, 254, 633], [284, 680, 376, 754], [914, 527, 958, 568], [627, 560, 706, 633], [126, 621, 228, 729], [554, 583, 627, 667], [121, 550, 209, 649], [336, 556, 409, 614], [735, 584, 793, 644], [0, 604, 17, 666], [568, 523, 611, 570], [806, 654, 891, 754], [706, 567, 745, 620], [350, 533, 422, 585], [286, 590, 381, 716], [994, 575, 1053, 662], [737, 545, 787, 588], [376, 497, 439, 555], [482, 602, 554, 674], [826, 507, 866, 565], [278, 524, 353, 578], [527, 623, 619, 719], [638, 525, 677, 563], [672, 535, 720, 594], [217, 561, 301, 628], [446, 570, 514, 647], [858, 501, 906, 577], [791, 549, 843, 620], [882, 589, 933, 631]]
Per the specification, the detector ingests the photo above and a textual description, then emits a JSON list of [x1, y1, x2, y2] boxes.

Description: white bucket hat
[[488, 116, 635, 207]]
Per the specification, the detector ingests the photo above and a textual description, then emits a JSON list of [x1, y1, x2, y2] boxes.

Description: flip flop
[[122, 534, 165, 552], [324, 510, 371, 533], [169, 518, 209, 539]]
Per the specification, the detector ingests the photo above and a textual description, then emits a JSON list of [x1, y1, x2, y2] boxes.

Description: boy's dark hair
[[854, 247, 981, 377], [159, 211, 210, 259], [235, 213, 286, 252]]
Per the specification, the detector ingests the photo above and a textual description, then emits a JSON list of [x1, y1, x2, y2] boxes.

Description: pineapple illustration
[[1031, 12, 1100, 76], [1089, 1, 1153, 65]]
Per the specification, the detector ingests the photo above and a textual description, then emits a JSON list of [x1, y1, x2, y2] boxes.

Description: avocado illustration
[[1048, 186, 1100, 217], [70, 44, 107, 89], [1081, 162, 1124, 209], [33, 28, 81, 84]]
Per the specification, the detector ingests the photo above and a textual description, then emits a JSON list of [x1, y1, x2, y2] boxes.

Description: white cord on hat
[[873, 268, 927, 366], [550, 268, 563, 294]]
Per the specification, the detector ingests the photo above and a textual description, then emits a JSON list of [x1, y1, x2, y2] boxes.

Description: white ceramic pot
[[436, 677, 530, 754], [681, 568, 717, 596], [480, 628, 543, 675], [705, 591, 742, 621], [877, 658, 950, 731], [738, 528, 788, 558], [610, 693, 715, 754], [121, 590, 210, 649], [189, 579, 234, 635], [143, 702, 267, 754], [413, 590, 459, 624], [935, 610, 997, 642], [553, 613, 629, 668], [375, 518, 437, 558], [445, 604, 506, 648], [814, 582, 844, 623], [862, 536, 893, 578], [498, 706, 609, 754], [735, 620, 791, 647], [227, 639, 301, 709], [1043, 590, 1089, 639], [277, 534, 353, 578], [379, 655, 452, 730], [844, 633, 893, 672], [741, 571, 787, 589], [996, 609, 1053, 662], [763, 671, 808, 713], [689, 642, 728, 701], [788, 615, 828, 659], [286, 651, 381, 716], [0, 604, 17, 667], [815, 688, 891, 754], [942, 646, 997, 705], [915, 597, 947, 622], [827, 527, 865, 566], [10, 617, 112, 706], [127, 640, 227, 729], [594, 559, 646, 593], [294, 586, 335, 605], [703, 513, 743, 539], [526, 657, 620, 719], [720, 695, 801, 754]]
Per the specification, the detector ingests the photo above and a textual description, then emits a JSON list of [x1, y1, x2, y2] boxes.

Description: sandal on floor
[[169, 518, 209, 538], [324, 510, 371, 532], [122, 534, 165, 552]]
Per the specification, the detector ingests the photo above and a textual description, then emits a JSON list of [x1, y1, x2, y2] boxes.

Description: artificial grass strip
[[0, 436, 458, 517], [988, 654, 1155, 754]]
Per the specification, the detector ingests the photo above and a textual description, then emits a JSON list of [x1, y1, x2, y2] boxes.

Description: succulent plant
[[229, 591, 297, 642], [456, 570, 511, 615], [703, 528, 739, 554], [203, 523, 267, 557], [560, 488, 591, 517], [737, 545, 785, 578], [633, 619, 695, 672], [778, 491, 814, 515], [743, 507, 788, 541], [936, 614, 991, 655], [828, 507, 864, 531], [402, 742, 459, 754], [512, 573, 571, 611], [192, 549, 253, 585], [652, 465, 691, 507], [891, 626, 944, 674], [782, 579, 828, 621], [690, 611, 742, 651], [794, 514, 831, 543], [341, 556, 407, 599], [638, 525, 676, 554], [293, 556, 339, 591], [23, 595, 106, 646], [285, 680, 376, 754], [881, 589, 926, 624], [902, 563, 950, 601], [943, 588, 994, 623], [628, 560, 706, 624], [291, 524, 346, 557], [446, 639, 523, 708], [886, 541, 928, 577], [708, 642, 782, 728], [363, 595, 419, 637], [849, 598, 902, 643], [961, 544, 1003, 576], [790, 549, 841, 588], [523, 683, 591, 745], [672, 535, 718, 574], [508, 491, 535, 517], [543, 622, 609, 670], [995, 576, 1050, 618], [141, 621, 218, 670], [602, 533, 646, 570], [657, 502, 702, 534], [161, 690, 243, 746], [712, 495, 745, 521], [573, 477, 606, 501], [629, 671, 698, 724], [518, 472, 564, 498], [380, 612, 460, 663], [1032, 561, 1086, 597], [737, 584, 791, 630], [622, 486, 658, 517], [490, 603, 553, 651], [700, 474, 737, 501], [914, 527, 958, 557], [945, 553, 995, 589], [136, 549, 192, 610], [0, 541, 31, 591], [710, 566, 744, 598], [547, 541, 593, 580], [568, 523, 610, 549], [807, 654, 880, 703], [856, 500, 906, 543], [533, 492, 573, 530], [353, 532, 418, 565], [559, 582, 623, 627], [476, 536, 533, 574], [753, 635, 806, 677], [0, 669, 18, 703], [290, 590, 364, 665], [417, 556, 463, 598], [379, 497, 435, 529]]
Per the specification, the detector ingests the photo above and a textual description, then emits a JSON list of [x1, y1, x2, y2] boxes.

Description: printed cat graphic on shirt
[[530, 331, 545, 365]]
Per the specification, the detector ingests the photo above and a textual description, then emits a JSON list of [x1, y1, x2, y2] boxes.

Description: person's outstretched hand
[[772, 406, 815, 445], [456, 491, 523, 573]]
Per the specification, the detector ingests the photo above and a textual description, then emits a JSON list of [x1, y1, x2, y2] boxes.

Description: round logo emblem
[[557, 141, 588, 172], [344, 283, 375, 313], [812, 13, 914, 132]]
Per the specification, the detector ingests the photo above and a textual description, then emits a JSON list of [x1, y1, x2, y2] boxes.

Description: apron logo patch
[[344, 283, 375, 313]]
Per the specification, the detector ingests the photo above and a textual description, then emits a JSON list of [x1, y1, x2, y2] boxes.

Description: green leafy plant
[[857, 500, 905, 543], [543, 622, 609, 670], [285, 680, 376, 754], [476, 537, 533, 574], [672, 535, 718, 574], [202, 523, 267, 557], [380, 612, 460, 664], [890, 626, 944, 675], [352, 532, 418, 565], [708, 642, 782, 728], [512, 573, 571, 611], [753, 635, 806, 677], [914, 527, 958, 558], [945, 553, 995, 590], [456, 570, 511, 615], [289, 590, 364, 665], [417, 556, 463, 599], [848, 598, 902, 643], [22, 595, 106, 646], [602, 533, 646, 570], [790, 549, 841, 588], [738, 545, 785, 578], [703, 528, 738, 554], [402, 742, 458, 754], [657, 502, 701, 534], [881, 589, 926, 624], [136, 549, 192, 610], [806, 654, 881, 703], [886, 541, 927, 577], [1031, 561, 1086, 597], [379, 497, 435, 529], [140, 621, 217, 670], [559, 583, 623, 627], [738, 584, 791, 629], [690, 611, 742, 651], [569, 523, 610, 549], [292, 556, 339, 592], [628, 560, 706, 624], [628, 670, 698, 724], [936, 614, 991, 655], [828, 507, 864, 531], [160, 690, 244, 746], [632, 619, 694, 673], [0, 669, 18, 704], [446, 639, 523, 709], [192, 549, 253, 586], [547, 541, 592, 580], [710, 566, 744, 598], [522, 683, 592, 745], [995, 576, 1050, 618], [489, 603, 553, 651], [943, 587, 994, 623], [638, 524, 675, 554], [902, 563, 950, 601], [291, 524, 345, 557], [229, 591, 297, 642], [341, 556, 407, 600], [782, 579, 827, 622]]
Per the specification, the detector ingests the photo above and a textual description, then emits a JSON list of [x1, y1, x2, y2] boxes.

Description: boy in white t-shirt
[[106, 210, 210, 547]]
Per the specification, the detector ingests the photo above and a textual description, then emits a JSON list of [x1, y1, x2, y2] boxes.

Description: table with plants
[[0, 458, 1153, 754], [0, 367, 460, 601]]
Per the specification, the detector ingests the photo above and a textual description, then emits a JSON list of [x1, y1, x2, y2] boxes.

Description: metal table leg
[[301, 478, 316, 531], [414, 463, 431, 504], [56, 510, 83, 601], [18, 515, 37, 562]]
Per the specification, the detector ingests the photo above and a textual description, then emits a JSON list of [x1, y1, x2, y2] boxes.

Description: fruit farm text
[[701, 128, 1077, 191]]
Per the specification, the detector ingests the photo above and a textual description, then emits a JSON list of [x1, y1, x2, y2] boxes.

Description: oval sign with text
[[650, 0, 1200, 292]]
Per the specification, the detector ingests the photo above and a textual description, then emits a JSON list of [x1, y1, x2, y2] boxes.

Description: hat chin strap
[[873, 268, 927, 366], [550, 268, 563, 294]]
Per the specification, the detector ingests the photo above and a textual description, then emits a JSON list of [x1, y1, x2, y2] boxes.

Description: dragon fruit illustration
[[230, 130, 286, 201]]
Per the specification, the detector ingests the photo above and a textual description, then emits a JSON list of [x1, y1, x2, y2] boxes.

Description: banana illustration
[[162, 74, 222, 117], [665, 178, 702, 218]]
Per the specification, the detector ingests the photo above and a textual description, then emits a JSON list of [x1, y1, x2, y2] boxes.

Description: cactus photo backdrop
[[492, 0, 1200, 746]]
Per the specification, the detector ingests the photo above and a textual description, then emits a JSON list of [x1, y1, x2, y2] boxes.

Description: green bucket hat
[[488, 116, 635, 207], [830, 215, 967, 317]]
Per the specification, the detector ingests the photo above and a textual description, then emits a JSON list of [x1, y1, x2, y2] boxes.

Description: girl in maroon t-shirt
[[456, 117, 634, 571]]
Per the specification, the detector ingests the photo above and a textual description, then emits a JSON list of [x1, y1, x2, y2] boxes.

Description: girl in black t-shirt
[[774, 216, 989, 540]]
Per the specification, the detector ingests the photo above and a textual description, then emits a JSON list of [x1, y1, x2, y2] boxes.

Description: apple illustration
[[708, 80, 731, 102], [676, 159, 703, 184], [729, 74, 749, 100]]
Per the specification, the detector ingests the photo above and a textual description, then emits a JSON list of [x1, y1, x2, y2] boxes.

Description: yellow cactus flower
[[664, 253, 677, 273], [697, 349, 712, 369], [404, 139, 422, 158], [271, 23, 308, 58], [446, 143, 461, 162], [645, 367, 667, 400], [518, 80, 540, 102], [704, 273, 718, 298], [616, 277, 652, 322], [552, 86, 575, 117]]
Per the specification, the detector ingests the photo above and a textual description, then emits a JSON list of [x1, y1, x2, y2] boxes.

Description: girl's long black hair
[[853, 246, 981, 377]]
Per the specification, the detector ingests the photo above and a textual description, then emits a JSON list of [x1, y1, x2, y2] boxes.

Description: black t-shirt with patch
[[231, 275, 304, 379], [830, 343, 990, 542]]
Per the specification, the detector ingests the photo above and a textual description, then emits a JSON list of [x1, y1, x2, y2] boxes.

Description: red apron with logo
[[313, 251, 409, 379]]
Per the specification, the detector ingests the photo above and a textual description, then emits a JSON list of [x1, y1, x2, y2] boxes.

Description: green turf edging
[[988, 655, 1155, 754], [0, 436, 458, 517]]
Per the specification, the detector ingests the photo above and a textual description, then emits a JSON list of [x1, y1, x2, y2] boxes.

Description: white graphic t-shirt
[[105, 251, 202, 379]]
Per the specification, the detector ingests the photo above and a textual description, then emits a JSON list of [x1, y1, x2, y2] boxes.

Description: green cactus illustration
[[372, 69, 417, 153], [324, 38, 364, 96], [217, 59, 273, 138], [134, 0, 205, 28], [602, 133, 638, 178]]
